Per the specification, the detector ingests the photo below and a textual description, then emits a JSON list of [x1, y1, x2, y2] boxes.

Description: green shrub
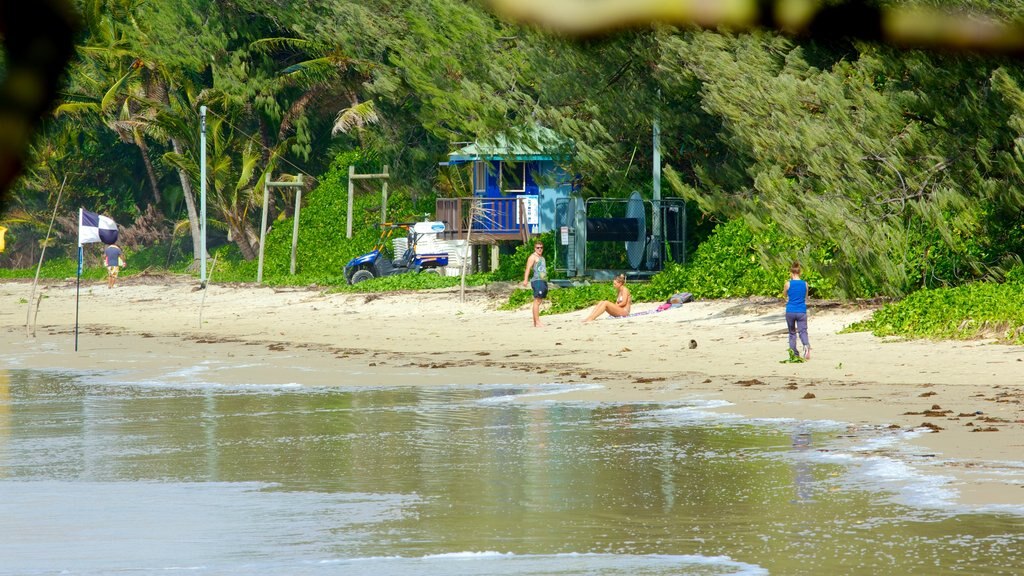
[[330, 271, 495, 293], [547, 283, 618, 315], [121, 241, 193, 273], [501, 287, 535, 311], [502, 282, 652, 316], [638, 218, 836, 302], [1005, 263, 1024, 285], [0, 255, 124, 281], [845, 281, 1024, 343], [492, 232, 557, 281]]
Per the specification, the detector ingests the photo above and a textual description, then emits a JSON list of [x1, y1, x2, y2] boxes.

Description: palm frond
[[54, 101, 100, 118], [332, 100, 380, 135], [76, 45, 136, 61], [250, 37, 317, 55], [235, 142, 260, 193], [161, 151, 198, 180], [100, 67, 138, 112], [280, 58, 340, 86]]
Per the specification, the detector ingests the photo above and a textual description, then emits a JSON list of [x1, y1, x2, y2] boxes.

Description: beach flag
[[78, 209, 118, 245]]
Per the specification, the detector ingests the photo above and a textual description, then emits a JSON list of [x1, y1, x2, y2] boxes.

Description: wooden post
[[347, 165, 391, 238], [347, 165, 355, 239], [290, 174, 304, 275], [259, 174, 306, 284], [381, 165, 388, 225], [257, 173, 271, 283]]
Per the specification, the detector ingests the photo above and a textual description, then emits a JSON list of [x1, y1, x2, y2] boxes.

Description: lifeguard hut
[[436, 127, 574, 271]]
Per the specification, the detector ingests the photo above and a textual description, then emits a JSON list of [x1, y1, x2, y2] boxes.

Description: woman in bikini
[[582, 274, 631, 322]]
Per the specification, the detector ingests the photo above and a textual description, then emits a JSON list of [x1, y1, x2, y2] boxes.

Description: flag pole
[[75, 208, 82, 352]]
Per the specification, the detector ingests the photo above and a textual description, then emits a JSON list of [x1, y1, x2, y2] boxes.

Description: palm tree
[[162, 96, 292, 261], [55, 0, 221, 269]]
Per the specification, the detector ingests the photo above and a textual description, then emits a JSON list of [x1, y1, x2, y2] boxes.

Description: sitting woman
[[582, 274, 632, 322]]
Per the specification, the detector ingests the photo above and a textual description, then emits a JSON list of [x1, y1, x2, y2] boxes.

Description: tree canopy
[[2, 0, 1023, 296]]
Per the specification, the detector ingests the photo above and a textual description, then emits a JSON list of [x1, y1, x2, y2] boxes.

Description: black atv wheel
[[350, 269, 375, 284]]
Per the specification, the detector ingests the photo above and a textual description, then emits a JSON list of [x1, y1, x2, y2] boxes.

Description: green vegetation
[[209, 151, 389, 285], [329, 271, 494, 293], [0, 257, 106, 281], [501, 283, 617, 315], [643, 218, 838, 301], [845, 280, 1024, 344]]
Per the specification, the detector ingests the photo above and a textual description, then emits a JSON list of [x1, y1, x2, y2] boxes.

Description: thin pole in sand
[[198, 253, 218, 328], [26, 175, 66, 337], [74, 242, 82, 351]]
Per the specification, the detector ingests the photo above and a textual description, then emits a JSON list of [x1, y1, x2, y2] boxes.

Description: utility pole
[[200, 105, 207, 288], [651, 100, 662, 266]]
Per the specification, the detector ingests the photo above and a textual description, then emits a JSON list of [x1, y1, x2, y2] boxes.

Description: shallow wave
[[645, 402, 1024, 517], [473, 383, 605, 403], [317, 551, 768, 575]]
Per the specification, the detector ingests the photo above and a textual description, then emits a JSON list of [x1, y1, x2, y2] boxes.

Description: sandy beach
[[1, 275, 1021, 508]]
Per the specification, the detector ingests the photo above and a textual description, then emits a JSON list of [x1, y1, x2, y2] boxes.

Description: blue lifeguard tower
[[437, 128, 574, 248], [436, 124, 687, 279]]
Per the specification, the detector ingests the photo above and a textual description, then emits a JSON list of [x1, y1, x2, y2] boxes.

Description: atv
[[344, 221, 449, 284]]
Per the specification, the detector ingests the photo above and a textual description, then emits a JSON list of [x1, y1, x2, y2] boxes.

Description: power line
[[201, 106, 317, 182]]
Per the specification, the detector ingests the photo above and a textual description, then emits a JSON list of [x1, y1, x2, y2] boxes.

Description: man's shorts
[[531, 279, 548, 299], [107, 266, 119, 278]]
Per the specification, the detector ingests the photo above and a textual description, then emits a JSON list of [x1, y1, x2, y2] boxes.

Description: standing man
[[104, 242, 124, 289], [522, 241, 548, 327]]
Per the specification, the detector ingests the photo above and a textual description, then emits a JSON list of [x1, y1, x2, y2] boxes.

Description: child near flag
[[77, 208, 121, 288], [104, 243, 124, 288], [75, 208, 121, 348]]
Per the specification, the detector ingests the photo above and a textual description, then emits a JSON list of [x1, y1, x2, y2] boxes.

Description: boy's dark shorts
[[531, 279, 548, 299]]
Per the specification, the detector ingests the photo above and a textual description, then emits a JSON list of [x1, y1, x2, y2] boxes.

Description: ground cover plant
[[845, 271, 1024, 344]]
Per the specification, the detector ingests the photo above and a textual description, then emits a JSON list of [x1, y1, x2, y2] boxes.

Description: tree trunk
[[134, 131, 162, 205], [171, 136, 203, 269], [230, 219, 258, 261]]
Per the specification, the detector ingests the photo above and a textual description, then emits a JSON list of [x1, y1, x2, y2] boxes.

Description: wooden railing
[[435, 197, 531, 243]]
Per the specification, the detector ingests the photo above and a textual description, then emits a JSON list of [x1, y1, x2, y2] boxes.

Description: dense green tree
[[658, 31, 1024, 295]]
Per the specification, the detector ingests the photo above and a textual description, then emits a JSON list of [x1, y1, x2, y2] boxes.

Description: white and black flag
[[78, 209, 118, 245]]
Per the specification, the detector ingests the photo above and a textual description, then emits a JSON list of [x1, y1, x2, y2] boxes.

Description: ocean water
[[0, 368, 1021, 576]]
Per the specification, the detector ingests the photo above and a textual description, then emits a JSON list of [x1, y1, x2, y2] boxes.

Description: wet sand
[[1, 275, 1021, 507]]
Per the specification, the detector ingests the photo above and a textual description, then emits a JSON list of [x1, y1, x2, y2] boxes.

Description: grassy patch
[[844, 281, 1024, 343]]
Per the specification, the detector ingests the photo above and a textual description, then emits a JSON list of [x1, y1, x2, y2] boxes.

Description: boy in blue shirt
[[783, 261, 810, 361]]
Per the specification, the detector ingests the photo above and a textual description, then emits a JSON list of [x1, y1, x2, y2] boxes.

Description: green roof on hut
[[448, 126, 570, 163]]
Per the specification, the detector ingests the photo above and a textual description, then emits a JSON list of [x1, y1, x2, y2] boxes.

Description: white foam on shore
[[645, 401, 847, 432], [318, 552, 768, 575], [474, 383, 604, 403], [644, 401, 1024, 517]]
